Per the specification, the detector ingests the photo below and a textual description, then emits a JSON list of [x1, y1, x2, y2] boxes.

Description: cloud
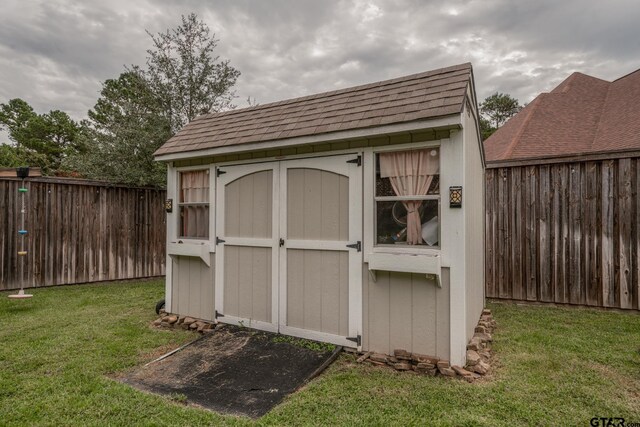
[[0, 0, 637, 128]]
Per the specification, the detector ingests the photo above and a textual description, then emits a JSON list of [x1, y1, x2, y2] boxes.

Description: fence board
[[0, 177, 166, 291], [539, 165, 552, 301], [618, 159, 633, 308], [525, 166, 537, 300], [486, 157, 640, 311]]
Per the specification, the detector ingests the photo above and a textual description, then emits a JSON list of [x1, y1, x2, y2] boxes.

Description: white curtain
[[379, 149, 439, 245]]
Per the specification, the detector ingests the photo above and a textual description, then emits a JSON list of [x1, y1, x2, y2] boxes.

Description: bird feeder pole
[[8, 167, 33, 299]]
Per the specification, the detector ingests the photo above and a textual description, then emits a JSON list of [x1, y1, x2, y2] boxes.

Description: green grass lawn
[[1, 280, 639, 426]]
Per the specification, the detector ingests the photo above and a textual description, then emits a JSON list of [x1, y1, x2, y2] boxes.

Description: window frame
[[172, 164, 216, 246], [363, 140, 442, 261]]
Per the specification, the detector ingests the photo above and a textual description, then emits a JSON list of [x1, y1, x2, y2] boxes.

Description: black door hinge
[[215, 310, 224, 319], [346, 335, 361, 346], [216, 237, 226, 245], [346, 155, 362, 166], [279, 238, 285, 247], [216, 168, 226, 177], [346, 241, 361, 252]]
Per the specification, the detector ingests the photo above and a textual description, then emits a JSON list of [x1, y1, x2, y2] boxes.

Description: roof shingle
[[484, 68, 640, 165], [155, 63, 472, 156]]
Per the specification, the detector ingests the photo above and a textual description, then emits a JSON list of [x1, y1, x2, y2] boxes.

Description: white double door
[[214, 154, 362, 347]]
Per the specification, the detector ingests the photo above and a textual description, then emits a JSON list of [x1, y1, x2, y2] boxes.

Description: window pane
[[376, 148, 440, 196], [376, 200, 439, 246], [180, 205, 209, 239], [180, 170, 209, 203]]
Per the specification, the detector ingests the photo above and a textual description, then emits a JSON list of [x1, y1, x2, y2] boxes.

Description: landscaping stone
[[416, 362, 436, 370], [466, 350, 480, 366], [467, 338, 482, 352], [411, 353, 439, 364], [473, 360, 489, 375], [474, 332, 493, 343], [475, 325, 487, 334], [356, 352, 373, 363], [439, 367, 456, 376], [437, 360, 450, 369], [394, 349, 412, 360], [369, 353, 388, 363], [451, 365, 473, 377], [152, 312, 217, 336]]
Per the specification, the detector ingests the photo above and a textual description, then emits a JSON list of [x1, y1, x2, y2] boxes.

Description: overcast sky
[[0, 0, 638, 126]]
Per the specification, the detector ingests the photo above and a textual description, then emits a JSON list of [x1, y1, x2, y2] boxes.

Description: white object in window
[[375, 148, 440, 247], [179, 170, 210, 239]]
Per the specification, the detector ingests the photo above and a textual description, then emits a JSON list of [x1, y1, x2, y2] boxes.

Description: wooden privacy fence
[[485, 157, 640, 310], [0, 177, 166, 291]]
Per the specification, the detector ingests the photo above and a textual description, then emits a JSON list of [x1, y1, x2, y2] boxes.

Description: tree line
[[0, 15, 521, 187], [0, 14, 239, 187]]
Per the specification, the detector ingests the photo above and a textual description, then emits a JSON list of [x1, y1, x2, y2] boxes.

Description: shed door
[[279, 155, 362, 347], [215, 155, 362, 347], [214, 162, 280, 332]]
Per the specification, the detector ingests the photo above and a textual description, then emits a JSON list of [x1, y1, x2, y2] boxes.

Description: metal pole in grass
[[8, 166, 33, 299]]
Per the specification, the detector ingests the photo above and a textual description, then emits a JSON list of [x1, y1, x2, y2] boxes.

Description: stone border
[[152, 310, 216, 334], [153, 308, 497, 382], [357, 308, 496, 383]]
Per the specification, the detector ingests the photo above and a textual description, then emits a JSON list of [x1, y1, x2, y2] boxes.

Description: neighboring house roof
[[484, 68, 640, 166], [155, 63, 473, 157]]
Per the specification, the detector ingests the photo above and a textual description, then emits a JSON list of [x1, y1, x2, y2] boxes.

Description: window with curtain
[[179, 170, 210, 239], [375, 148, 440, 247]]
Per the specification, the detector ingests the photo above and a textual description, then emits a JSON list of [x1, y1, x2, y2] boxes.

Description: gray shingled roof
[[155, 63, 472, 157]]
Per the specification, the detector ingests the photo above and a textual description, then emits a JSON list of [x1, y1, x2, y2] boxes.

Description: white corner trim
[[155, 116, 462, 162]]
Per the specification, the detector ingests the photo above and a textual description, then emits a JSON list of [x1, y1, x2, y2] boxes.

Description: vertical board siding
[[224, 245, 272, 322], [485, 158, 640, 310], [172, 254, 215, 321], [362, 266, 450, 360], [225, 170, 273, 238], [0, 177, 166, 290], [287, 249, 349, 336], [287, 169, 349, 241]]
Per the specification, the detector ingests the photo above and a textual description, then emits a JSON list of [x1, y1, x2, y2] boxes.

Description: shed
[[154, 62, 485, 365], [484, 68, 640, 310]]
